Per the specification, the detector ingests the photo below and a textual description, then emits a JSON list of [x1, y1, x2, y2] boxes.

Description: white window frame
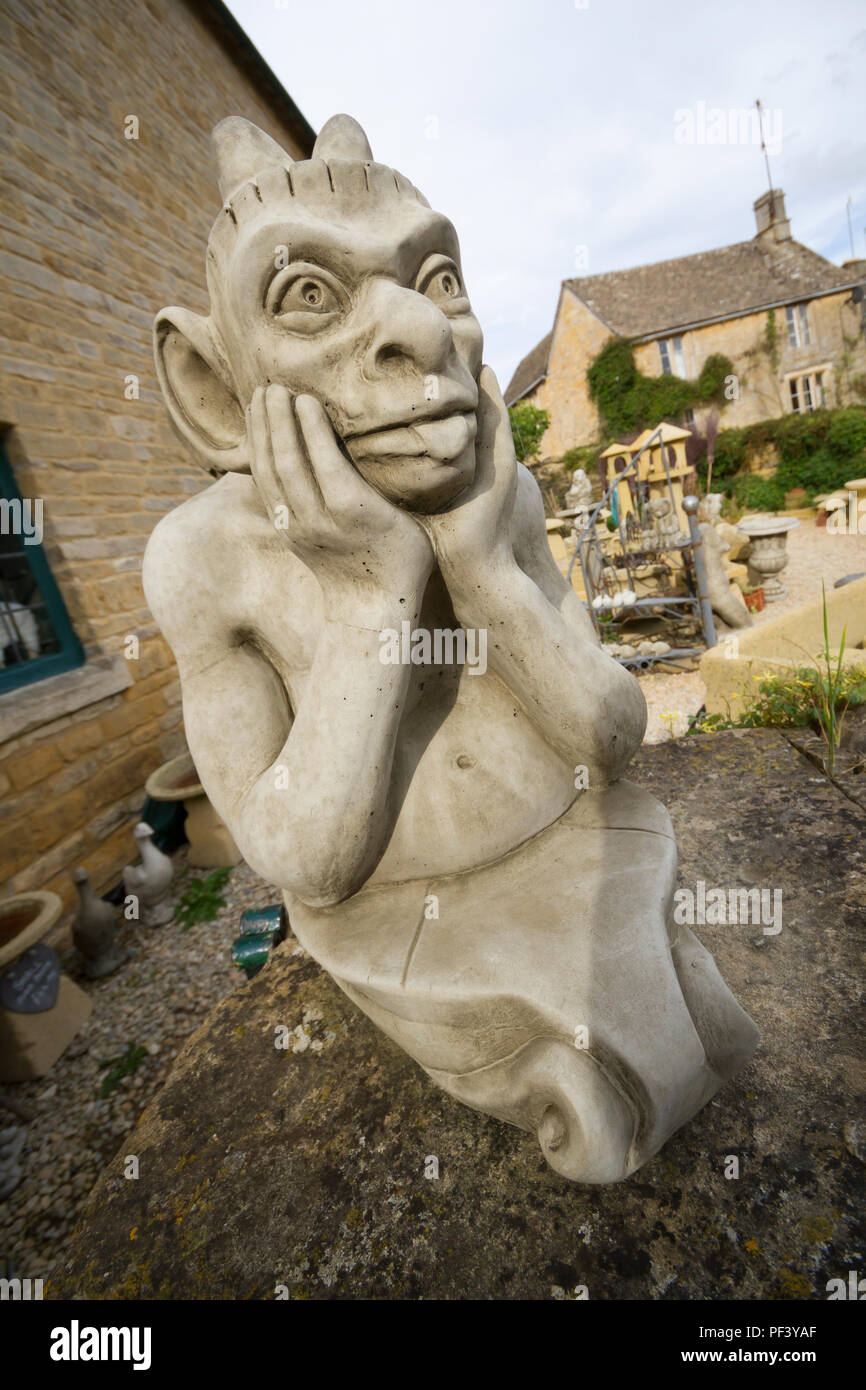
[[785, 303, 811, 349], [658, 336, 686, 376], [786, 364, 830, 414]]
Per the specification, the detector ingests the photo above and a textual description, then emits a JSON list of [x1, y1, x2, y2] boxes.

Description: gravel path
[[0, 850, 281, 1284]]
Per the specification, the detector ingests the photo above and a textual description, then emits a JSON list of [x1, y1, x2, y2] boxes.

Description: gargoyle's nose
[[361, 279, 452, 378]]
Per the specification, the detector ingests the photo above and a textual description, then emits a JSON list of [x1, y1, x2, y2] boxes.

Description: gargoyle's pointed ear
[[312, 114, 373, 161], [211, 116, 292, 202], [153, 307, 249, 474]]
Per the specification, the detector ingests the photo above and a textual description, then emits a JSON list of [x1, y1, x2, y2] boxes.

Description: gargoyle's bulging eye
[[274, 275, 339, 316], [416, 256, 469, 312], [425, 267, 463, 304], [264, 262, 346, 332]]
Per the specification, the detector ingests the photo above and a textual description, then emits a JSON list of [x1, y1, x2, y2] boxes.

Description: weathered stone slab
[[48, 729, 864, 1300]]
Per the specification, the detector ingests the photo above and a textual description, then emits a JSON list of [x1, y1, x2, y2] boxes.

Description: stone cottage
[[0, 0, 314, 910], [505, 190, 866, 459]]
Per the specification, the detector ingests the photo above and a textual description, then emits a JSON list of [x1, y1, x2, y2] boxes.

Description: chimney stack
[[754, 189, 792, 243]]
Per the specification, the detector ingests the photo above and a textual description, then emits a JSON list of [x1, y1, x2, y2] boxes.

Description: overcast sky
[[226, 0, 866, 389]]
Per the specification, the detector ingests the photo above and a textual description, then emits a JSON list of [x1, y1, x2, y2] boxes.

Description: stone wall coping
[[0, 653, 133, 746]]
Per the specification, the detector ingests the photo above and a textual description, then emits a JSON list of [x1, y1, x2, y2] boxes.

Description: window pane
[[802, 376, 813, 410], [673, 336, 686, 375], [659, 340, 671, 375], [815, 372, 824, 406], [0, 444, 84, 692], [789, 378, 800, 411], [0, 531, 62, 669], [798, 303, 810, 346], [785, 306, 799, 347]]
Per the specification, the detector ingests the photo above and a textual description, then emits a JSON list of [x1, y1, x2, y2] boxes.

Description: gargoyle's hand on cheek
[[417, 365, 518, 582], [247, 385, 434, 627]]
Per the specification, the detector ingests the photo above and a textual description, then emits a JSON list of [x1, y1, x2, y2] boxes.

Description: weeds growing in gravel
[[98, 1042, 147, 1098], [175, 868, 232, 931]]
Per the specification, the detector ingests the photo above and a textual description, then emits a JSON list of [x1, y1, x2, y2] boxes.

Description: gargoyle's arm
[[448, 462, 646, 785], [144, 525, 415, 909]]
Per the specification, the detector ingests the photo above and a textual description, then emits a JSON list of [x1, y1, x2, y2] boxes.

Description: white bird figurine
[[124, 822, 174, 927]]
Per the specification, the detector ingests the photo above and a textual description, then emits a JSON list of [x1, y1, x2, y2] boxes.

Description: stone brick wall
[[527, 290, 612, 457], [0, 0, 311, 911], [525, 286, 866, 458]]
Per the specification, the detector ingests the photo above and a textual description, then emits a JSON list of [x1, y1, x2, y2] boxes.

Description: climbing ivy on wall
[[586, 338, 734, 438]]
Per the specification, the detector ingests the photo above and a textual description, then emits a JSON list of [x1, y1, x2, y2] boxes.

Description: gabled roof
[[196, 0, 316, 156], [564, 238, 858, 339], [504, 234, 861, 404], [503, 330, 552, 405]]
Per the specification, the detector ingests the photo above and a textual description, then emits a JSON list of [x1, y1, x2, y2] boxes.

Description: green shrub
[[689, 665, 866, 734], [732, 474, 787, 511], [777, 446, 852, 497], [827, 408, 866, 460], [774, 411, 831, 467], [704, 406, 866, 506], [508, 401, 550, 462], [560, 445, 598, 472], [711, 428, 747, 478], [696, 353, 732, 404]]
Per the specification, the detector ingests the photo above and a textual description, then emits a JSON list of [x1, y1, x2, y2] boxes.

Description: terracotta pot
[[744, 588, 766, 614]]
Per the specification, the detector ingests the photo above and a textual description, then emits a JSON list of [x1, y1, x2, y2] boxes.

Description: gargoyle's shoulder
[[142, 474, 251, 624]]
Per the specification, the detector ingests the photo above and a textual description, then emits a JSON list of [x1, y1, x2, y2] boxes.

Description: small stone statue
[[699, 522, 753, 629], [699, 492, 751, 561], [565, 467, 592, 511], [124, 823, 174, 928], [643, 496, 683, 549], [144, 113, 757, 1182], [71, 868, 128, 978]]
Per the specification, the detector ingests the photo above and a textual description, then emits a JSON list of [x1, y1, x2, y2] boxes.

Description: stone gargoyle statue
[[144, 114, 758, 1182]]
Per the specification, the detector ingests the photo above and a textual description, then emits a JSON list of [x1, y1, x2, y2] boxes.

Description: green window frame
[[0, 440, 84, 694]]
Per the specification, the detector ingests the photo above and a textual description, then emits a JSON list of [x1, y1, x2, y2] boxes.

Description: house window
[[683, 408, 695, 425], [0, 441, 84, 694], [788, 373, 825, 414], [785, 303, 810, 348], [659, 336, 686, 376]]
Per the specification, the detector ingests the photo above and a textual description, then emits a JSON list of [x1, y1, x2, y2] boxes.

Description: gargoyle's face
[[211, 187, 483, 513]]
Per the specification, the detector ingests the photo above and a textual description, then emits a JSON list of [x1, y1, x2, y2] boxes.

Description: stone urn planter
[[146, 753, 242, 870], [736, 515, 800, 601], [0, 892, 92, 1081]]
